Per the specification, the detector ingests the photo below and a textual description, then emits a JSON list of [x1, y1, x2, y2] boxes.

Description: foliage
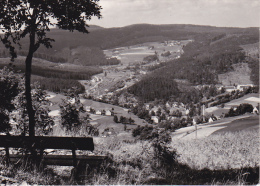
[[12, 82, 55, 135], [31, 76, 85, 94], [59, 88, 99, 135], [132, 125, 154, 140], [143, 54, 159, 62], [0, 63, 102, 81], [0, 129, 259, 185], [0, 67, 21, 133], [113, 115, 119, 123], [127, 30, 258, 102], [59, 88, 86, 131], [119, 116, 135, 124], [0, 0, 101, 137], [0, 0, 102, 58], [225, 103, 254, 117], [246, 56, 259, 85], [202, 87, 258, 107], [128, 72, 180, 102], [105, 57, 121, 66], [93, 128, 260, 185], [17, 50, 67, 63], [172, 130, 259, 170], [161, 51, 171, 57]]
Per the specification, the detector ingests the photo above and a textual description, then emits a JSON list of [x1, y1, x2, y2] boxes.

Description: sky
[[89, 0, 260, 28]]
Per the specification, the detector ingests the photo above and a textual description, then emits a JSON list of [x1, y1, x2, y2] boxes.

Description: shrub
[[0, 67, 21, 133], [225, 103, 254, 117], [113, 115, 119, 123], [143, 54, 158, 62], [13, 82, 55, 135], [59, 88, 86, 131], [161, 51, 171, 57]]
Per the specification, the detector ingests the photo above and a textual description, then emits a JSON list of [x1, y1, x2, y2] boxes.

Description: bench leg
[[5, 147, 10, 166], [39, 148, 45, 171], [70, 163, 88, 182]]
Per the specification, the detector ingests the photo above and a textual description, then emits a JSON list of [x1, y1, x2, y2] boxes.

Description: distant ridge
[[0, 23, 258, 57]]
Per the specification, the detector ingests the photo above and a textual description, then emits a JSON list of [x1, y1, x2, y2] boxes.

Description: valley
[[0, 24, 259, 185], [80, 40, 190, 98]]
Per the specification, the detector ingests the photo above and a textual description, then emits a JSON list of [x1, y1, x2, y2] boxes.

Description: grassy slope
[[92, 129, 259, 185], [171, 130, 259, 170], [218, 63, 252, 85], [204, 93, 259, 116], [0, 128, 258, 185], [46, 91, 148, 136]]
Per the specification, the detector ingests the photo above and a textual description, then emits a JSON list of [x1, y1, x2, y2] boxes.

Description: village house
[[253, 106, 259, 114], [185, 109, 190, 115], [167, 116, 178, 121], [91, 76, 101, 83], [149, 106, 160, 115], [208, 117, 214, 123], [224, 85, 237, 92], [85, 106, 91, 112], [151, 116, 159, 124], [165, 102, 171, 108], [145, 104, 150, 110], [140, 70, 147, 75], [192, 118, 197, 125], [237, 84, 254, 91], [105, 110, 112, 116], [96, 110, 102, 115]]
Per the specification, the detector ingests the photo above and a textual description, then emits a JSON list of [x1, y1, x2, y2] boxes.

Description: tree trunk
[[25, 29, 36, 137]]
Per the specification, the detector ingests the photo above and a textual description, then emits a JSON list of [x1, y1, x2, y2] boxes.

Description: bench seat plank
[[0, 135, 94, 151]]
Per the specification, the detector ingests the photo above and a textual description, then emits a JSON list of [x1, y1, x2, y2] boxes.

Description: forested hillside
[[0, 24, 258, 96], [127, 28, 259, 102], [0, 24, 257, 65]]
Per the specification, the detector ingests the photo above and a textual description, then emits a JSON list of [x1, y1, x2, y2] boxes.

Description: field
[[241, 42, 259, 57], [218, 63, 252, 86], [172, 114, 259, 140], [103, 40, 190, 66], [171, 130, 259, 170], [46, 91, 148, 136], [205, 93, 259, 116], [91, 129, 260, 184], [82, 40, 191, 98], [1, 127, 259, 185]]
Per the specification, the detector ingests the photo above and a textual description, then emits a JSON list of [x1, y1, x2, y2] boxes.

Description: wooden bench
[[0, 135, 106, 178]]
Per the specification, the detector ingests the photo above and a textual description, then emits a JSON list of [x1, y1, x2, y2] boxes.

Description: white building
[[253, 107, 259, 114], [208, 117, 214, 123], [105, 110, 112, 116], [151, 116, 159, 124], [96, 110, 102, 115], [237, 84, 254, 91], [86, 106, 91, 112]]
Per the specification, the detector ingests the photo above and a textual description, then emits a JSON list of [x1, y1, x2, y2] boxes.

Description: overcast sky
[[89, 0, 260, 28]]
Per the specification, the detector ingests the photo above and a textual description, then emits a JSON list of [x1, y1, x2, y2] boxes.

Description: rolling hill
[[0, 24, 258, 64], [0, 24, 258, 97]]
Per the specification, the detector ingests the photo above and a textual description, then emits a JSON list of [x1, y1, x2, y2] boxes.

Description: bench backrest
[[0, 135, 94, 151]]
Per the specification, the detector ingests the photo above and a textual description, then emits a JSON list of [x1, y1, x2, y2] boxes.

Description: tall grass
[[0, 158, 64, 185], [171, 130, 259, 170], [88, 130, 259, 185], [0, 130, 259, 185]]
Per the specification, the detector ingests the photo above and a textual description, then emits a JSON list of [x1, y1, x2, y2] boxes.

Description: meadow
[[171, 130, 259, 170], [103, 40, 187, 66], [218, 63, 252, 86], [1, 129, 258, 185]]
